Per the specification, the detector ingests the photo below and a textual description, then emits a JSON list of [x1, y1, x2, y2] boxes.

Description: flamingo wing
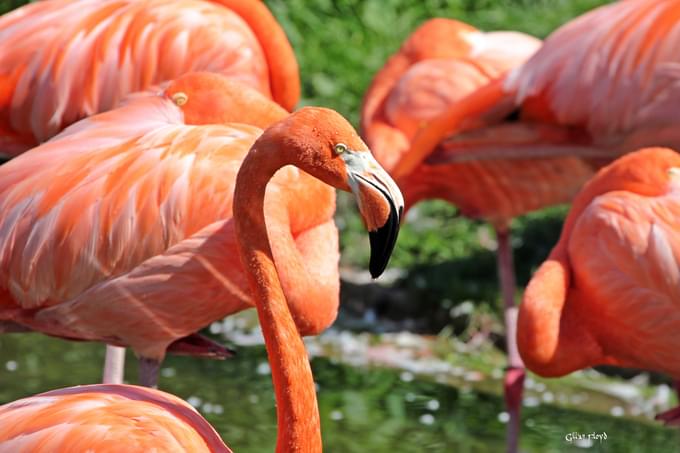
[[0, 0, 297, 153], [0, 101, 256, 311], [566, 170, 680, 376], [0, 384, 231, 452], [361, 17, 540, 175], [508, 0, 680, 145]]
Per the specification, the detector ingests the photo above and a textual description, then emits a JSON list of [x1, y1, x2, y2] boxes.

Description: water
[[0, 333, 678, 452]]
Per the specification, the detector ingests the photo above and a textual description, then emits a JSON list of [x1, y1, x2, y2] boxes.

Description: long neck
[[233, 144, 321, 453], [211, 0, 300, 111], [517, 245, 603, 376]]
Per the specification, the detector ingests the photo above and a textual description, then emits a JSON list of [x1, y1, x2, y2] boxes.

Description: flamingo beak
[[343, 150, 404, 278]]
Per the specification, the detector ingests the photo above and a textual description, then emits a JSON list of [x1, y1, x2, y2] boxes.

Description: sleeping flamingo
[[361, 18, 541, 451], [0, 105, 403, 452], [0, 0, 300, 157], [519, 147, 680, 424], [0, 71, 403, 388], [365, 1, 680, 449]]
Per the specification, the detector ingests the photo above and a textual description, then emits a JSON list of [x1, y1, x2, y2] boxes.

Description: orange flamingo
[[518, 147, 680, 424], [0, 0, 299, 157], [0, 106, 403, 451], [361, 18, 540, 452], [0, 71, 403, 388]]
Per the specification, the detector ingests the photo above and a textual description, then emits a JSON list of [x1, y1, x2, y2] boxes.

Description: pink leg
[[0, 321, 32, 333], [655, 380, 680, 426], [102, 345, 125, 384], [138, 357, 161, 389], [496, 227, 525, 453]]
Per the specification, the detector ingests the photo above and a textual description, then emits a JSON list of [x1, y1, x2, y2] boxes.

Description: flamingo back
[[508, 0, 680, 146], [567, 174, 680, 376], [0, 384, 231, 452]]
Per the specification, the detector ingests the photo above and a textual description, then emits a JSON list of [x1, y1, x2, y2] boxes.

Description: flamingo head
[[164, 72, 287, 128], [257, 107, 405, 278]]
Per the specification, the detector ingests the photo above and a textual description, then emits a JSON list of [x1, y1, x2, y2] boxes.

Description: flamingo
[[360, 18, 541, 452], [518, 147, 680, 424], [0, 0, 300, 157], [0, 71, 403, 388], [365, 1, 680, 449], [0, 105, 404, 452]]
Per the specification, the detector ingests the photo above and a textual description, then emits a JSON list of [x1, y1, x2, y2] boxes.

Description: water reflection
[[0, 333, 677, 452]]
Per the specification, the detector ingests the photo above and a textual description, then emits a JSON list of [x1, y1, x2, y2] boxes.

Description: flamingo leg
[[655, 380, 680, 426], [102, 345, 126, 384], [496, 227, 525, 453], [0, 321, 31, 333], [138, 357, 161, 388]]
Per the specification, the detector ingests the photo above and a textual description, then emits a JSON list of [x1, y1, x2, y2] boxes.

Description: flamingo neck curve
[[233, 141, 322, 453], [210, 0, 300, 111]]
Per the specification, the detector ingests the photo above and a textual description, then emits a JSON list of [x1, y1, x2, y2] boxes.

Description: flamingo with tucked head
[[0, 104, 403, 452], [0, 72, 403, 388], [0, 0, 299, 156], [519, 147, 680, 424]]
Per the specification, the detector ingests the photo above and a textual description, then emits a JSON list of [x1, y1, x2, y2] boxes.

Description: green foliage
[[266, 0, 613, 126], [0, 0, 30, 14]]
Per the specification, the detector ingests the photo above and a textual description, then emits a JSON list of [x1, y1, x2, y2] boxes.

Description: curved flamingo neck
[[233, 142, 321, 453], [517, 246, 603, 376], [211, 0, 300, 111]]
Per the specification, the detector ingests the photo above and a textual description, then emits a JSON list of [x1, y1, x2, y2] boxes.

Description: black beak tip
[[368, 203, 401, 279]]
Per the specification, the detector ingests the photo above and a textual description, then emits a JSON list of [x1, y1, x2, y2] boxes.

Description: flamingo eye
[[171, 92, 189, 106], [334, 143, 348, 155]]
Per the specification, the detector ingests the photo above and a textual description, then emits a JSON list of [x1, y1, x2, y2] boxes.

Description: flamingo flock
[[0, 0, 679, 452]]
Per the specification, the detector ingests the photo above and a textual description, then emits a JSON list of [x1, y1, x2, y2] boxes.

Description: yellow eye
[[171, 92, 188, 106], [334, 143, 348, 155]]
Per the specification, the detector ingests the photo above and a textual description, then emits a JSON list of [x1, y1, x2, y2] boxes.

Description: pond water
[[0, 333, 677, 452]]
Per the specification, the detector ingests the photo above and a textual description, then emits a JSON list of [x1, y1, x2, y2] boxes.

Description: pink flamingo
[[0, 105, 403, 452], [519, 147, 680, 425], [0, 72, 403, 387]]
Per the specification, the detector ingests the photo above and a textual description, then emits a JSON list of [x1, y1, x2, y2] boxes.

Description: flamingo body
[[0, 384, 231, 452], [519, 147, 680, 378], [0, 0, 299, 156], [0, 74, 339, 362], [0, 104, 404, 453]]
